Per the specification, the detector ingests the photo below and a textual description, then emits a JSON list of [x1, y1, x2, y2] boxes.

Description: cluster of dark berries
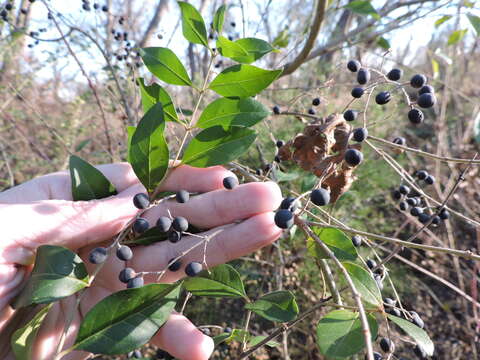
[[346, 60, 369, 99], [274, 196, 297, 229], [366, 258, 385, 290]]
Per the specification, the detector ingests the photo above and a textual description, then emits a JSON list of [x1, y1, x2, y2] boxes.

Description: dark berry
[[168, 258, 182, 271], [407, 197, 418, 206], [5, 4, 13, 10], [387, 68, 403, 81], [255, 168, 263, 176], [116, 245, 133, 261], [384, 297, 396, 306], [310, 188, 330, 206], [399, 185, 410, 195], [168, 230, 182, 243], [20, 8, 27, 14], [172, 217, 189, 232], [156, 216, 172, 232], [439, 208, 449, 220], [418, 85, 434, 95], [280, 196, 297, 211], [230, 21, 236, 27], [102, 5, 108, 11], [357, 68, 370, 85], [347, 60, 361, 72], [185, 261, 203, 276], [344, 149, 363, 166], [133, 350, 142, 358], [408, 108, 424, 124], [343, 109, 358, 121], [272, 105, 280, 114], [366, 259, 377, 269], [399, 201, 408, 211], [380, 337, 394, 353], [416, 170, 428, 180], [387, 307, 402, 317], [431, 215, 441, 225], [274, 155, 281, 163], [276, 140, 285, 148], [352, 235, 362, 247], [352, 128, 368, 142], [224, 327, 232, 333], [410, 74, 427, 88], [312, 97, 321, 106], [365, 352, 383, 360], [351, 87, 364, 98], [392, 190, 402, 200], [417, 93, 436, 108], [418, 213, 430, 224], [375, 91, 391, 105], [424, 175, 435, 185], [410, 207, 422, 217], [82, 4, 91, 11], [274, 209, 294, 229], [308, 108, 315, 115], [223, 176, 238, 190], [410, 311, 425, 329], [89, 247, 108, 264], [393, 137, 406, 146], [133, 218, 149, 233], [119, 267, 135, 283], [413, 344, 427, 359], [176, 190, 190, 203], [127, 276, 144, 288], [133, 193, 150, 209]]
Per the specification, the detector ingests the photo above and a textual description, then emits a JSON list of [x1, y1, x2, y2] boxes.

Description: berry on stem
[[308, 108, 315, 115], [343, 109, 358, 121], [424, 175, 435, 185], [387, 68, 403, 81], [274, 209, 294, 229], [379, 338, 394, 353], [439, 208, 449, 220], [280, 196, 297, 211], [352, 128, 368, 142], [411, 207, 422, 216], [399, 185, 410, 195], [410, 74, 427, 88], [416, 170, 428, 180], [119, 268, 136, 283], [417, 93, 436, 108], [172, 216, 189, 232], [276, 140, 285, 148], [418, 212, 430, 223], [366, 259, 377, 269], [185, 262, 203, 276], [399, 201, 408, 211], [156, 216, 172, 232], [168, 230, 182, 243], [312, 97, 321, 106], [176, 190, 190, 203], [351, 87, 364, 98], [375, 91, 391, 105], [392, 190, 402, 200], [223, 176, 238, 190], [133, 193, 150, 209], [408, 108, 424, 124], [410, 311, 425, 329], [127, 276, 144, 288], [168, 258, 182, 271], [116, 245, 133, 261], [393, 137, 406, 146], [272, 105, 280, 114], [352, 235, 362, 247], [310, 188, 330, 206], [418, 85, 434, 95], [347, 60, 361, 72], [89, 247, 108, 264], [133, 218, 149, 233], [344, 149, 363, 166], [357, 68, 370, 85]]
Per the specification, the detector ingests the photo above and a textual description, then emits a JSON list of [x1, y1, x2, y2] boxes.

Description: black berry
[[172, 217, 189, 232], [387, 68, 403, 81], [119, 267, 136, 283], [168, 258, 182, 271], [366, 259, 377, 269], [399, 185, 410, 195], [416, 170, 428, 180], [384, 297, 396, 306], [176, 190, 190, 203], [344, 149, 363, 166], [343, 109, 358, 121], [406, 197, 418, 206], [185, 262, 203, 277], [127, 276, 144, 288], [393, 137, 406, 146], [417, 93, 436, 108], [272, 105, 280, 114], [156, 216, 172, 232], [347, 60, 361, 72], [352, 128, 368, 142], [408, 108, 424, 124], [312, 97, 321, 106], [357, 68, 370, 85], [366, 351, 383, 360], [276, 140, 285, 148], [418, 85, 434, 95], [431, 215, 441, 225], [89, 247, 108, 264], [133, 218, 149, 233], [410, 207, 422, 217], [424, 175, 435, 185], [102, 5, 108, 11], [439, 208, 449, 220], [168, 230, 182, 243], [310, 188, 330, 206], [380, 337, 394, 353], [392, 190, 402, 200], [274, 209, 294, 229], [116, 245, 133, 261], [308, 108, 315, 115], [352, 235, 362, 247], [418, 213, 430, 224], [410, 311, 425, 329], [413, 344, 428, 359], [375, 91, 391, 105], [223, 176, 238, 190], [399, 201, 408, 211], [410, 74, 427, 88], [387, 307, 401, 317], [274, 155, 281, 163], [280, 196, 297, 211], [133, 193, 150, 209], [351, 87, 364, 98]]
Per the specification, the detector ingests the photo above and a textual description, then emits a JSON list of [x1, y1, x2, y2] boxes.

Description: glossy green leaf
[[126, 126, 136, 163], [74, 283, 181, 355], [248, 336, 280, 348], [387, 314, 434, 355], [307, 227, 358, 262], [12, 245, 89, 308], [434, 15, 452, 28], [216, 36, 250, 60], [182, 125, 256, 167], [245, 290, 299, 322], [178, 1, 208, 47], [129, 103, 169, 193], [184, 264, 247, 298], [197, 97, 269, 129], [377, 37, 390, 50], [343, 262, 382, 307], [447, 29, 467, 45], [69, 155, 117, 201], [11, 304, 53, 359], [467, 14, 480, 35], [233, 38, 276, 63], [137, 78, 178, 122], [272, 28, 290, 48], [316, 309, 378, 358], [209, 64, 281, 98], [140, 47, 192, 86], [213, 4, 226, 33], [345, 0, 380, 19]]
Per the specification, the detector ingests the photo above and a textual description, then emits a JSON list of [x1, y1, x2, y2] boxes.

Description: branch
[[281, 0, 328, 77]]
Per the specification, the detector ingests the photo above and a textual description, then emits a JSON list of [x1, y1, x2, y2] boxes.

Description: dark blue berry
[[133, 218, 149, 233], [127, 276, 144, 288], [366, 259, 377, 269], [272, 105, 280, 114], [274, 209, 294, 229], [280, 196, 297, 211], [344, 149, 363, 166], [352, 235, 362, 247], [424, 175, 435, 185], [102, 5, 108, 11], [310, 188, 330, 206], [408, 108, 424, 124], [439, 208, 449, 220], [431, 215, 441, 225], [418, 213, 430, 224], [417, 93, 436, 108], [387, 68, 403, 81], [176, 190, 190, 203], [168, 258, 182, 271], [375, 91, 391, 105], [357, 68, 370, 85], [380, 337, 394, 353], [406, 197, 417, 206], [393, 137, 406, 146], [351, 87, 364, 98], [352, 128, 368, 142], [347, 60, 361, 72], [365, 352, 383, 360], [399, 185, 410, 195], [312, 97, 321, 106], [418, 85, 434, 95], [343, 109, 358, 121], [223, 176, 238, 190], [133, 193, 150, 209], [89, 247, 107, 264], [410, 311, 425, 329], [308, 108, 315, 115], [119, 267, 136, 283], [410, 207, 422, 216], [410, 74, 427, 88], [116, 245, 133, 261], [185, 261, 203, 276], [392, 190, 402, 200], [168, 230, 182, 243], [156, 216, 172, 232], [172, 217, 189, 232], [399, 201, 408, 211], [416, 170, 428, 180], [276, 140, 285, 148]]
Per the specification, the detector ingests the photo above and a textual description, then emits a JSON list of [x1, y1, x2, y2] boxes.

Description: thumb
[[0, 184, 143, 266]]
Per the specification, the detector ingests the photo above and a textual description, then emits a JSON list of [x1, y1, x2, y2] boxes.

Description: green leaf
[[140, 47, 192, 86], [184, 264, 247, 298], [274, 170, 300, 182], [12, 245, 89, 308], [127, 126, 136, 163], [137, 78, 178, 122], [234, 38, 276, 63], [307, 227, 358, 262], [178, 1, 208, 47], [431, 58, 440, 79], [316, 309, 378, 358], [467, 14, 480, 35], [434, 15, 452, 28], [75, 139, 91, 152], [69, 155, 117, 201], [216, 36, 250, 61], [209, 64, 281, 98], [11, 304, 53, 359], [182, 125, 256, 167], [447, 29, 467, 45], [213, 332, 232, 347], [345, 1, 380, 19], [245, 290, 299, 322], [129, 103, 169, 193], [74, 283, 181, 355], [248, 336, 280, 348], [272, 28, 290, 48], [197, 97, 269, 129], [342, 262, 382, 307], [376, 37, 390, 50], [387, 314, 434, 356], [213, 4, 226, 33]]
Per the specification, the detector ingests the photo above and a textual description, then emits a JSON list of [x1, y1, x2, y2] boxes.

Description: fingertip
[[161, 165, 234, 193]]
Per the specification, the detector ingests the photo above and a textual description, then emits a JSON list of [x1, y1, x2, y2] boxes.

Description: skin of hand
[[0, 162, 282, 360]]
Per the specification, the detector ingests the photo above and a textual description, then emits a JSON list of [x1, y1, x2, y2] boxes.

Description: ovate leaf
[[137, 78, 178, 122], [216, 36, 250, 61], [140, 47, 192, 86], [197, 97, 269, 129], [245, 290, 299, 322], [184, 264, 247, 298], [345, 1, 380, 20], [182, 125, 256, 167], [316, 309, 378, 358], [12, 245, 89, 308], [376, 37, 390, 50], [178, 1, 208, 47], [234, 38, 276, 63], [467, 14, 480, 35], [11, 304, 53, 359], [272, 28, 290, 48], [307, 227, 358, 262], [126, 126, 136, 163], [435, 15, 452, 28], [213, 4, 226, 33], [248, 336, 280, 348], [387, 314, 434, 355], [209, 64, 281, 98], [69, 155, 117, 201], [74, 283, 181, 355], [342, 262, 382, 307], [129, 103, 169, 193], [447, 29, 467, 45]]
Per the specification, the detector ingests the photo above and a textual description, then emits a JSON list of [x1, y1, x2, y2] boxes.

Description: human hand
[[0, 163, 282, 360]]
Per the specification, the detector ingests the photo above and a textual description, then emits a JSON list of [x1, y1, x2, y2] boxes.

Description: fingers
[[152, 313, 214, 360], [143, 181, 282, 229], [132, 212, 282, 283]]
